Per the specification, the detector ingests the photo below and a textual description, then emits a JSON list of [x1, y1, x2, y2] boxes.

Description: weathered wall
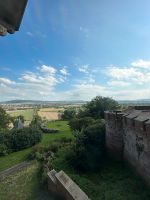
[[105, 111, 124, 160], [105, 108, 150, 186]]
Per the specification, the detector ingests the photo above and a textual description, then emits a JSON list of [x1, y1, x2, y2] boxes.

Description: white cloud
[[78, 65, 89, 74], [40, 65, 57, 74], [107, 80, 131, 87], [60, 67, 69, 76], [107, 67, 142, 80], [1, 60, 150, 101], [107, 65, 150, 84], [0, 78, 15, 85], [57, 84, 106, 101], [131, 59, 150, 69]]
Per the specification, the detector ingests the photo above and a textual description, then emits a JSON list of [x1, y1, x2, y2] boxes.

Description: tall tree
[[78, 96, 119, 119]]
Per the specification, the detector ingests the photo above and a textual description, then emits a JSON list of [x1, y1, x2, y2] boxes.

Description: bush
[[0, 144, 9, 156], [9, 127, 42, 151], [69, 117, 94, 132], [67, 120, 106, 172], [61, 108, 76, 120]]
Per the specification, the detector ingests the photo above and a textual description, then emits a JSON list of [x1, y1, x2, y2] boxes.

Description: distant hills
[[1, 99, 150, 106], [0, 99, 86, 105], [118, 99, 150, 105]]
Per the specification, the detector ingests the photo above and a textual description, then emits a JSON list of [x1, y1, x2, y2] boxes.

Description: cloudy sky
[[0, 0, 150, 101]]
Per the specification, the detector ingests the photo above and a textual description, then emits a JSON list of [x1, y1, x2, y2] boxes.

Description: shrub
[[67, 120, 106, 172], [0, 144, 9, 156], [9, 127, 42, 151], [61, 108, 76, 120], [69, 117, 94, 132]]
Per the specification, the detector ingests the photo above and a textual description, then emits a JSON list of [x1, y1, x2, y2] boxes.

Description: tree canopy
[[78, 96, 119, 119]]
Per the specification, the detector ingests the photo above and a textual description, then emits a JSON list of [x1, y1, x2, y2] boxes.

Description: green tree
[[61, 108, 76, 120], [78, 96, 119, 119], [0, 107, 11, 130]]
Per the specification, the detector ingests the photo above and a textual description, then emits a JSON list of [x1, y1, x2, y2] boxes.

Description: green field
[[7, 109, 35, 122], [0, 121, 72, 171]]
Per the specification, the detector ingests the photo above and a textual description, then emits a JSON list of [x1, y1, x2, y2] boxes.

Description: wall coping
[[48, 169, 90, 200]]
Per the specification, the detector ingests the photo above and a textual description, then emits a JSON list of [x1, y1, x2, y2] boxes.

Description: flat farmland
[[38, 107, 64, 120], [7, 109, 34, 122]]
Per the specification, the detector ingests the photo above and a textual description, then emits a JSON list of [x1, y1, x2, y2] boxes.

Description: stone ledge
[[48, 169, 90, 200]]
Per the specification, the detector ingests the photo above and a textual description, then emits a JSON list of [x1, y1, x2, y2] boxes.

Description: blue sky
[[0, 0, 150, 101]]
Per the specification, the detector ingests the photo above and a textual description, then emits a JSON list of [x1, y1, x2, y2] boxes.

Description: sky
[[0, 0, 150, 101]]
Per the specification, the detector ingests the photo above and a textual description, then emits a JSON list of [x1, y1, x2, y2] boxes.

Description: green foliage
[[51, 149, 150, 200], [78, 96, 119, 119], [0, 107, 11, 129], [9, 127, 43, 151], [67, 120, 106, 172], [0, 120, 72, 172], [0, 127, 43, 154], [69, 117, 94, 131], [30, 114, 42, 128], [61, 108, 76, 120], [0, 144, 9, 156], [65, 96, 118, 172]]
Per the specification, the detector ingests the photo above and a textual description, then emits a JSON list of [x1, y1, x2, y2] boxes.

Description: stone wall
[[105, 111, 124, 160], [105, 107, 150, 186], [48, 169, 90, 200]]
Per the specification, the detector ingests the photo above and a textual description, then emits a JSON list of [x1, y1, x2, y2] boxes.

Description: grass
[[0, 121, 72, 172], [0, 148, 31, 171], [7, 109, 34, 122], [42, 121, 73, 145], [0, 163, 61, 200], [52, 148, 150, 200]]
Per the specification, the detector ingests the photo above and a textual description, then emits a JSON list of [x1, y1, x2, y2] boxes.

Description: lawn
[[42, 121, 73, 145], [0, 163, 62, 200], [0, 121, 72, 171]]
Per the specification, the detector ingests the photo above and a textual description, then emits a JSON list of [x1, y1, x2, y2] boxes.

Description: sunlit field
[[38, 108, 64, 121]]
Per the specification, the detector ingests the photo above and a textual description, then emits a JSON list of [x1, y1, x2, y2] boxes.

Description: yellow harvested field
[[38, 108, 64, 120]]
